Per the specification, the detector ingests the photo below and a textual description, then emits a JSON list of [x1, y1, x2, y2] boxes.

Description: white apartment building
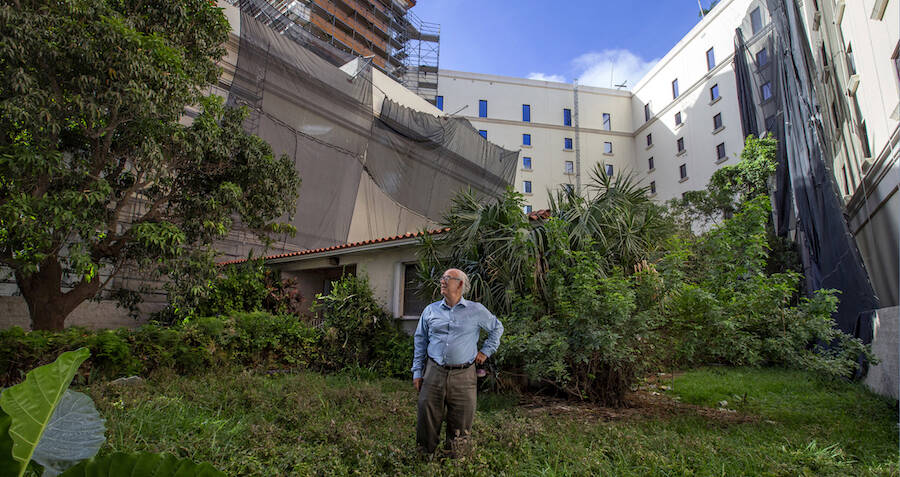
[[436, 70, 633, 212], [437, 0, 778, 207]]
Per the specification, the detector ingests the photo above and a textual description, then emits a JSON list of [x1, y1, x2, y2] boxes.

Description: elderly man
[[411, 268, 504, 456]]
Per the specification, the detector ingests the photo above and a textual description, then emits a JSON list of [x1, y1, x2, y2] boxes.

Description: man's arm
[[478, 307, 504, 360], [411, 308, 430, 382]]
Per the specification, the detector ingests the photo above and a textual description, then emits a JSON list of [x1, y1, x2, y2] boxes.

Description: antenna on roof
[[698, 0, 705, 18], [614, 80, 628, 89]]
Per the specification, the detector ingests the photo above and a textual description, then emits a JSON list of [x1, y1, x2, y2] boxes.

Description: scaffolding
[[228, 0, 440, 103]]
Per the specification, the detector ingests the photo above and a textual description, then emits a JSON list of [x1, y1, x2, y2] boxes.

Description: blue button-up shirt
[[411, 298, 504, 379]]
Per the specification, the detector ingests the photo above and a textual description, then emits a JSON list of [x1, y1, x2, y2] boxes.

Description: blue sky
[[409, 1, 714, 89]]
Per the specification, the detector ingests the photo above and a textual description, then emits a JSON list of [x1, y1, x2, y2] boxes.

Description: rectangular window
[[679, 163, 688, 179], [672, 79, 680, 99], [846, 44, 857, 76], [650, 181, 657, 194], [766, 115, 777, 133], [435, 95, 444, 111], [403, 263, 430, 316], [563, 108, 572, 126], [675, 111, 682, 126], [751, 7, 762, 34], [710, 84, 720, 101], [604, 141, 613, 154], [644, 103, 651, 122], [892, 42, 900, 85], [602, 113, 611, 131], [677, 137, 685, 153], [605, 164, 614, 176], [523, 180, 532, 194], [707, 47, 716, 70], [564, 160, 574, 174], [761, 82, 773, 101], [564, 137, 573, 150], [821, 43, 829, 67], [860, 120, 872, 157], [478, 129, 487, 139], [522, 156, 532, 170], [522, 104, 531, 122], [842, 166, 850, 195], [522, 133, 531, 146], [648, 157, 655, 170], [646, 133, 653, 146], [716, 142, 726, 160], [479, 99, 488, 118], [756, 48, 769, 67], [713, 113, 723, 130], [524, 205, 533, 214]]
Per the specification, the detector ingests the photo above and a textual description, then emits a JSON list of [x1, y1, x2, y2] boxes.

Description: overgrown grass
[[82, 367, 898, 476]]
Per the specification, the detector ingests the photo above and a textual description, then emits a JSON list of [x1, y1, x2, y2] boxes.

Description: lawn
[[82, 367, 898, 476]]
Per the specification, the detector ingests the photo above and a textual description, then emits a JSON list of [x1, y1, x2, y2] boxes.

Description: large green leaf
[[33, 390, 106, 477], [0, 348, 90, 477], [58, 452, 226, 477], [0, 407, 19, 475]]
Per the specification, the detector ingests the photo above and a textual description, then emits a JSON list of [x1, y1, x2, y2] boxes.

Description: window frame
[[710, 84, 720, 101], [478, 129, 487, 139], [563, 108, 572, 126], [716, 142, 726, 160], [605, 163, 614, 176], [435, 95, 444, 111], [522, 104, 531, 122], [603, 141, 613, 154], [756, 48, 769, 67], [602, 113, 611, 131], [523, 180, 532, 194], [672, 78, 680, 99], [675, 111, 682, 126], [564, 160, 574, 174], [564, 137, 573, 150], [650, 181, 657, 194], [648, 157, 655, 171], [646, 133, 653, 147], [713, 113, 723, 130], [677, 137, 685, 153], [478, 99, 488, 118], [522, 133, 531, 146], [522, 156, 532, 170], [707, 47, 716, 70], [644, 103, 651, 122], [750, 7, 762, 34], [761, 82, 773, 101], [679, 163, 688, 179]]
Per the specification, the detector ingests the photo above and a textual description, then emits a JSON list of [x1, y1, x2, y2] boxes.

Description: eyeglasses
[[438, 276, 462, 283]]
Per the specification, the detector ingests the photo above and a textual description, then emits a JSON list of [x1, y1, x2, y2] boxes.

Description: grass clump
[[82, 366, 898, 476]]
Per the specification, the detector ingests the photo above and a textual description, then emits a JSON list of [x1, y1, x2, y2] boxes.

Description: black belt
[[430, 358, 473, 370]]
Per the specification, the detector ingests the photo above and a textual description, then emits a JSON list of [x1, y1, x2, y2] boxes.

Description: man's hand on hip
[[475, 351, 488, 365], [413, 378, 422, 392]]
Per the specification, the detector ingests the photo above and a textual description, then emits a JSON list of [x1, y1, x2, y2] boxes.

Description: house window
[[707, 47, 716, 70], [403, 263, 430, 316], [646, 133, 653, 147], [564, 137, 573, 150], [672, 78, 680, 99], [644, 103, 651, 122], [679, 163, 688, 179], [892, 41, 900, 84], [713, 113, 723, 130], [842, 166, 850, 195], [522, 104, 531, 122], [846, 44, 857, 76], [604, 141, 613, 154], [479, 129, 487, 139], [756, 48, 769, 67], [563, 108, 572, 126], [523, 133, 531, 146], [648, 157, 655, 170], [821, 43, 829, 67], [478, 99, 488, 117], [523, 156, 532, 170], [675, 111, 682, 126], [750, 7, 762, 34], [564, 160, 574, 174], [435, 95, 444, 111], [716, 142, 726, 160], [605, 164, 614, 176], [650, 181, 656, 194], [524, 205, 533, 214], [602, 113, 611, 131], [710, 83, 720, 101], [523, 180, 532, 194], [761, 82, 773, 101], [860, 120, 872, 158], [677, 137, 685, 153]]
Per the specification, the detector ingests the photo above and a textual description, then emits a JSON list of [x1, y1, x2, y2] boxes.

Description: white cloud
[[526, 72, 566, 83], [572, 49, 658, 90]]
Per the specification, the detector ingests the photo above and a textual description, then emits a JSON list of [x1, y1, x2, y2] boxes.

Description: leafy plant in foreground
[[0, 348, 224, 476]]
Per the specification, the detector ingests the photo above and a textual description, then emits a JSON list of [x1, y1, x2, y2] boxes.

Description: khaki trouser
[[416, 358, 477, 453]]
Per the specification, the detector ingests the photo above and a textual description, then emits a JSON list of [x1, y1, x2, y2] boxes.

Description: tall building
[[232, 0, 440, 102]]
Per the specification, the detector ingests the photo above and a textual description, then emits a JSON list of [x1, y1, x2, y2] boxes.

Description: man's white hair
[[458, 269, 470, 296]]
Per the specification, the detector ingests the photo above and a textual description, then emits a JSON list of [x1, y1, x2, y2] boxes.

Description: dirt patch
[[517, 374, 758, 424]]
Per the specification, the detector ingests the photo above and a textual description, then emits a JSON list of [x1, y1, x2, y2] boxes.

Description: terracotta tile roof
[[527, 209, 551, 221], [219, 227, 450, 266]]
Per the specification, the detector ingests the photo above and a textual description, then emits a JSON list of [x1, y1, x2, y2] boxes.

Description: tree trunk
[[15, 257, 101, 331]]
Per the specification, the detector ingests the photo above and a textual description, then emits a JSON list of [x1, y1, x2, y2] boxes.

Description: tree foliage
[[0, 0, 300, 329]]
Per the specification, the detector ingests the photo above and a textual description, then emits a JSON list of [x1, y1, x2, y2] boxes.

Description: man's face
[[439, 269, 463, 300]]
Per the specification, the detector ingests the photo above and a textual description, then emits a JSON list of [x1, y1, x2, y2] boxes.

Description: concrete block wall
[[0, 296, 158, 331], [864, 306, 899, 400]]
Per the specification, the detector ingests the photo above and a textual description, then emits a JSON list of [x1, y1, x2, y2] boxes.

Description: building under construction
[[233, 0, 440, 103]]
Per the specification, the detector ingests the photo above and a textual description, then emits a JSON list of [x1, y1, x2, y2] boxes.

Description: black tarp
[[754, 0, 879, 338]]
